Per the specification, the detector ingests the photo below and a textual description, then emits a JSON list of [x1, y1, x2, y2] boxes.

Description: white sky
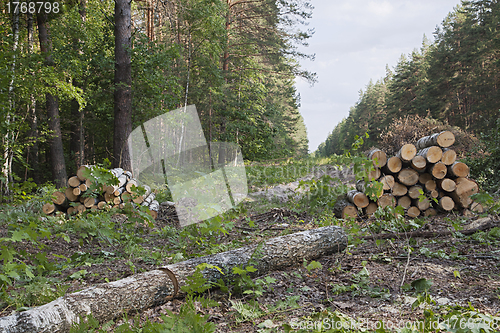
[[296, 0, 462, 152]]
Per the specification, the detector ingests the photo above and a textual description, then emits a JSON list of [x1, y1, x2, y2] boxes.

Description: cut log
[[67, 176, 81, 188], [133, 195, 145, 205], [424, 208, 438, 217], [377, 194, 396, 208], [368, 149, 387, 168], [142, 192, 156, 206], [72, 187, 81, 196], [417, 146, 443, 164], [448, 161, 470, 178], [65, 187, 79, 202], [379, 175, 395, 191], [450, 177, 479, 208], [419, 173, 433, 185], [51, 191, 67, 206], [428, 162, 447, 180], [428, 189, 439, 198], [347, 190, 369, 208], [413, 197, 430, 211], [113, 196, 122, 205], [117, 174, 128, 188], [391, 182, 408, 197], [416, 131, 455, 150], [410, 155, 427, 173], [398, 168, 419, 186], [67, 207, 76, 215], [42, 203, 56, 215], [382, 156, 402, 174], [97, 201, 107, 210], [441, 148, 457, 166], [121, 192, 132, 203], [395, 144, 417, 162], [114, 187, 126, 196], [76, 165, 91, 181], [125, 178, 139, 193], [0, 225, 347, 333], [75, 203, 86, 214], [424, 180, 437, 191], [83, 197, 98, 208], [104, 192, 115, 203], [368, 167, 381, 181], [438, 196, 455, 211], [407, 206, 420, 218], [470, 202, 484, 213], [333, 198, 358, 219], [110, 167, 124, 178], [437, 178, 456, 192], [79, 183, 88, 193], [408, 185, 423, 199], [363, 202, 378, 216], [397, 196, 411, 209]]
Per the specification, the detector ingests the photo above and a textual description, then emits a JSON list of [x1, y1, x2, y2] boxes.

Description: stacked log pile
[[42, 166, 160, 219], [334, 131, 483, 219]]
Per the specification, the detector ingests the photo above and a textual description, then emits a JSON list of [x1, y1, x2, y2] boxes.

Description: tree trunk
[[37, 12, 68, 188], [27, 12, 40, 184], [0, 226, 347, 333], [113, 0, 133, 171]]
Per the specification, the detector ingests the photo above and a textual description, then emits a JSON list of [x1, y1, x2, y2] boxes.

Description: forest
[[316, 0, 500, 190], [0, 0, 311, 192], [1, 0, 500, 332]]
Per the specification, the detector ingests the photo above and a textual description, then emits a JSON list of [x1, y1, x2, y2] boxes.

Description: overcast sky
[[296, 0, 463, 152]]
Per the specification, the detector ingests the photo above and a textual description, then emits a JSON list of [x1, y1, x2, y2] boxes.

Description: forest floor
[[1, 161, 500, 332]]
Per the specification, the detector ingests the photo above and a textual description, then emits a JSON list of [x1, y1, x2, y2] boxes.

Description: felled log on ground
[[0, 226, 348, 333]]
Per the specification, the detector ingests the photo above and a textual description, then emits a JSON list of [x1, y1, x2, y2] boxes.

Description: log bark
[[441, 148, 456, 166], [448, 161, 469, 178], [417, 146, 442, 164], [368, 149, 387, 168], [415, 131, 455, 150], [428, 162, 447, 180], [333, 198, 358, 219], [410, 155, 426, 173], [382, 156, 402, 174], [395, 144, 416, 162], [398, 168, 419, 186], [0, 226, 347, 333], [346, 190, 369, 208]]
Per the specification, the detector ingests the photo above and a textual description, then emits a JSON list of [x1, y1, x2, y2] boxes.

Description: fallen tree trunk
[[0, 226, 348, 333]]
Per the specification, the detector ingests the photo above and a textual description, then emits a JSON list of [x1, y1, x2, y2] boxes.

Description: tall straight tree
[[113, 0, 132, 170], [37, 11, 67, 188]]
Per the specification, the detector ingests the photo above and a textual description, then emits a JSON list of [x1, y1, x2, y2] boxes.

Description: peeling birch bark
[[0, 225, 347, 333]]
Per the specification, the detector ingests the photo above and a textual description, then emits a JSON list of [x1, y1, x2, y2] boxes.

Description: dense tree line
[[0, 0, 312, 191], [317, 0, 500, 158]]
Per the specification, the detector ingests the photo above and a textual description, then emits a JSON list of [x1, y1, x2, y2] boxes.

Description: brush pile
[[334, 131, 483, 219], [42, 165, 160, 219]]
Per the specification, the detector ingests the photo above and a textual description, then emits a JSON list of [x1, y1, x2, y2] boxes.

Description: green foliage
[[330, 265, 390, 300], [232, 265, 276, 297]]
